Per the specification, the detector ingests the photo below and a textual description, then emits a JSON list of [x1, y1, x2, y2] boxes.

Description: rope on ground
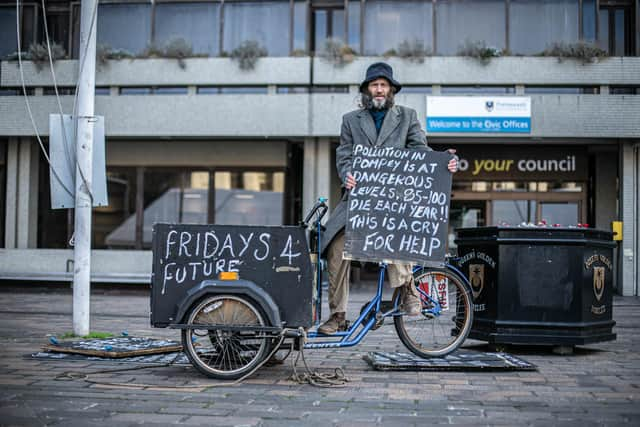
[[54, 327, 351, 389], [288, 327, 350, 388]]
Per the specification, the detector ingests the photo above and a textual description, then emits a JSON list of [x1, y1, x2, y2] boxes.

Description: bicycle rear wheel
[[394, 267, 473, 358]]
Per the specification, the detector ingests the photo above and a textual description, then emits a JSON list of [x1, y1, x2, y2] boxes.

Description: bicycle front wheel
[[394, 267, 473, 358], [181, 295, 271, 380]]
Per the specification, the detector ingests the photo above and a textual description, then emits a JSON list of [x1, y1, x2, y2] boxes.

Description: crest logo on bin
[[593, 266, 605, 302], [469, 264, 485, 299]]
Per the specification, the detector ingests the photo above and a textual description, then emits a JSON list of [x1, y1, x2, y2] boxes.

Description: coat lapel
[[376, 105, 401, 146], [358, 110, 377, 146]]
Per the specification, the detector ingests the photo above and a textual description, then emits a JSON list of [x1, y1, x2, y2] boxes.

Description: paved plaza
[[0, 283, 639, 426]]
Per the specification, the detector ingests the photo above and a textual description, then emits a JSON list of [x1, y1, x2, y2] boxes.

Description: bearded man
[[318, 62, 458, 334]]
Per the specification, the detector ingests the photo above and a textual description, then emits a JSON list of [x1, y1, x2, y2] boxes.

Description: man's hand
[[447, 148, 458, 173], [345, 172, 357, 190]]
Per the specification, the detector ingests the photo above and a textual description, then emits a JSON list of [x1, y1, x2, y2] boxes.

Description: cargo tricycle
[[151, 198, 473, 380]]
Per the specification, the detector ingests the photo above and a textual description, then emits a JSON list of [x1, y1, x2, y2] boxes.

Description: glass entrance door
[[539, 201, 580, 225], [492, 200, 536, 226], [448, 200, 486, 252]]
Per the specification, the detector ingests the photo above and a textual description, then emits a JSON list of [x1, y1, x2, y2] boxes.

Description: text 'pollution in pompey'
[[344, 146, 453, 266]]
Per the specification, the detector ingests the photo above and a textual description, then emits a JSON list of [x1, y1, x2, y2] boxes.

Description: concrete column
[[4, 137, 39, 249], [593, 149, 618, 229], [4, 138, 19, 248], [593, 147, 620, 292], [16, 138, 39, 248], [637, 0, 640, 56], [302, 137, 333, 221], [302, 138, 317, 221], [619, 141, 639, 296], [316, 138, 332, 210]]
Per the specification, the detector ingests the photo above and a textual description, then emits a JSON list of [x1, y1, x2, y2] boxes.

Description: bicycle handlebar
[[301, 197, 328, 227]]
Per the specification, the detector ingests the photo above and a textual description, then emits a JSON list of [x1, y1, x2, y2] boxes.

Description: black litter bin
[[455, 227, 616, 347]]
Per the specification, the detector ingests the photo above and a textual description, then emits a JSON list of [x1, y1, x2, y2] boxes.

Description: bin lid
[[454, 226, 615, 246]]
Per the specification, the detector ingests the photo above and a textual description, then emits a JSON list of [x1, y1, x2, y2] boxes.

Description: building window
[[95, 169, 137, 249], [435, 0, 506, 55], [509, 0, 579, 55], [0, 88, 22, 96], [312, 5, 345, 54], [524, 86, 599, 94], [0, 5, 36, 59], [0, 7, 18, 58], [0, 140, 5, 248], [310, 85, 349, 93], [223, 1, 290, 56], [492, 181, 530, 192], [43, 87, 75, 96], [540, 201, 579, 224], [276, 86, 309, 94], [363, 0, 433, 56], [493, 200, 537, 225], [197, 86, 269, 94], [214, 171, 284, 226], [119, 86, 189, 95], [347, 0, 361, 53], [219, 87, 269, 94], [97, 3, 151, 55], [99, 168, 285, 249], [120, 87, 152, 95], [441, 86, 515, 94], [598, 3, 635, 56], [39, 4, 71, 57], [582, 0, 597, 42], [154, 2, 220, 56], [153, 87, 189, 95], [293, 1, 308, 53], [536, 181, 583, 192], [610, 86, 640, 95], [197, 87, 220, 95]]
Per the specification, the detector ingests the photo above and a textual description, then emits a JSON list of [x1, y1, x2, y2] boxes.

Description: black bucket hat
[[359, 62, 402, 94]]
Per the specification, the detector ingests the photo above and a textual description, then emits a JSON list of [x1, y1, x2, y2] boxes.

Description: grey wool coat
[[320, 104, 432, 255]]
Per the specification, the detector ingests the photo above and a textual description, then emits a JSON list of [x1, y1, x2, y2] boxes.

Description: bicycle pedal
[[379, 300, 395, 312], [371, 317, 385, 331]]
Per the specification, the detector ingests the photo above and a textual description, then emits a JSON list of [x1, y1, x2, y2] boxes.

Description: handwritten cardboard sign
[[344, 146, 452, 267]]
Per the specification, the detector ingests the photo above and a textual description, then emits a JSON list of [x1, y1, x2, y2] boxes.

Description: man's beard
[[360, 90, 395, 110]]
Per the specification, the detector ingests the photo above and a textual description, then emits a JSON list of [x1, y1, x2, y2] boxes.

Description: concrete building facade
[[0, 0, 638, 295]]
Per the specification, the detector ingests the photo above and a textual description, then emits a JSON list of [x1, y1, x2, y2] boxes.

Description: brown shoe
[[318, 312, 347, 334], [401, 285, 423, 316]]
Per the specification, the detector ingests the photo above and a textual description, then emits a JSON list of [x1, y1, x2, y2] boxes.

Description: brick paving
[[0, 283, 639, 426]]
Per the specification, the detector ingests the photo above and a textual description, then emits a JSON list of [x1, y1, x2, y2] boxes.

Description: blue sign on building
[[426, 97, 532, 134], [426, 117, 531, 133]]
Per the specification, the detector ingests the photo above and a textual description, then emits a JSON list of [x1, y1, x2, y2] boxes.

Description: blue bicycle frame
[[301, 197, 470, 350]]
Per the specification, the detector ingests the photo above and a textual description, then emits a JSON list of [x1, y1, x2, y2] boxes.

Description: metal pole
[[73, 0, 98, 336]]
